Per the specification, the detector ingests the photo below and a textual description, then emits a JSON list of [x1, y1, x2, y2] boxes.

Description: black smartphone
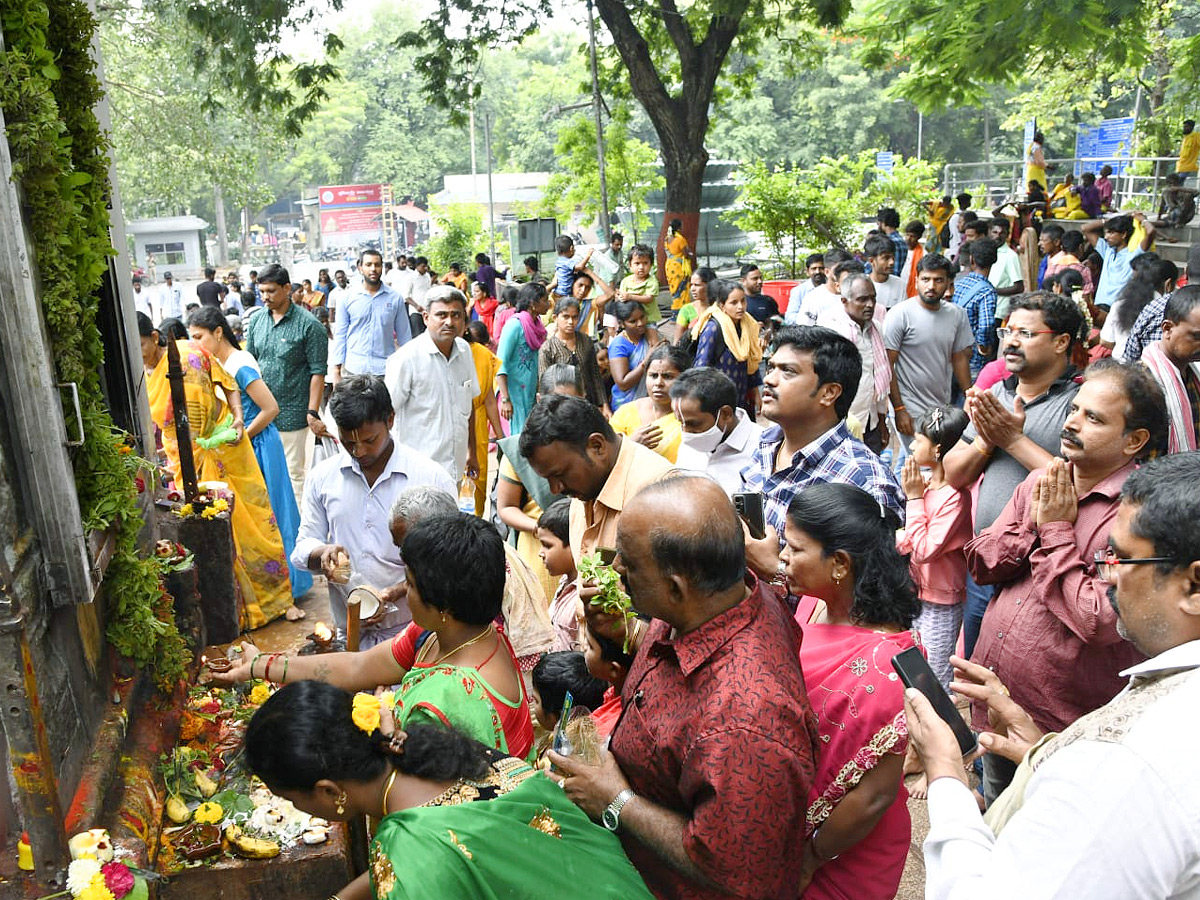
[[732, 492, 766, 540], [891, 646, 978, 756], [596, 546, 618, 566]]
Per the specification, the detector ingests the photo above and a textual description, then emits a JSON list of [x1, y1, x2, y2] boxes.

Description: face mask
[[681, 421, 724, 455]]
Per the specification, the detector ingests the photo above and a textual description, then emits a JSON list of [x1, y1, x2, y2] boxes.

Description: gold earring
[[336, 795, 346, 815], [833, 571, 844, 585]]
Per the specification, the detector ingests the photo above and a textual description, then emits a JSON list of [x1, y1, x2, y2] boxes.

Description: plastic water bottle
[[458, 478, 476, 515]]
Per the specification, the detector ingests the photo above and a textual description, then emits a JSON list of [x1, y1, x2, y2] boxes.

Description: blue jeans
[[963, 573, 994, 659]]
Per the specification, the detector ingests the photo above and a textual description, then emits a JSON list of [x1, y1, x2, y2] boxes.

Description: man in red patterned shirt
[[551, 475, 819, 900], [967, 360, 1167, 805]]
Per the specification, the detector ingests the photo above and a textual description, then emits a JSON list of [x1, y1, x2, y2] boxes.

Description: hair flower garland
[[351, 692, 382, 734]]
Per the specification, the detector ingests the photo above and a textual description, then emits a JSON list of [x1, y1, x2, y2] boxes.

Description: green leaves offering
[[578, 553, 637, 652]]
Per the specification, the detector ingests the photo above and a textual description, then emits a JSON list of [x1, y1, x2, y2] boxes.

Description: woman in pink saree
[[781, 483, 922, 900]]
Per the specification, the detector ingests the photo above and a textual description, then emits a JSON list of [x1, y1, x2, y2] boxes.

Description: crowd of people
[[135, 180, 1200, 899]]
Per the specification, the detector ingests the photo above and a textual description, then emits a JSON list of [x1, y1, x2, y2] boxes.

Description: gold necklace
[[419, 624, 494, 667], [381, 768, 398, 818]]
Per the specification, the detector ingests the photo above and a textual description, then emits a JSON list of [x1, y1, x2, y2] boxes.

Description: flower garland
[[0, 0, 188, 689]]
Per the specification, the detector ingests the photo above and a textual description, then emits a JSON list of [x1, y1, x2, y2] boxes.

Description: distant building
[[431, 173, 552, 221], [126, 215, 208, 277]]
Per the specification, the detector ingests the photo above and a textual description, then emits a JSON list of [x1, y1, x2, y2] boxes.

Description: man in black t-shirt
[[196, 267, 226, 308], [741, 263, 778, 324]]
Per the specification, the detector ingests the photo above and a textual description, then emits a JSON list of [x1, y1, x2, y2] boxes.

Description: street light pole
[[917, 110, 924, 161], [483, 111, 496, 262], [586, 0, 611, 245]]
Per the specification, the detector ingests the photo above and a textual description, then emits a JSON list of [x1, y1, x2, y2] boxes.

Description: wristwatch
[[601, 789, 635, 831]]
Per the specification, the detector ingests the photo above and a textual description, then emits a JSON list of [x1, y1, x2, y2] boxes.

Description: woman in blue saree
[[187, 307, 312, 612]]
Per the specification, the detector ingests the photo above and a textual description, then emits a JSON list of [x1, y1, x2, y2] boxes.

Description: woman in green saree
[[246, 680, 655, 900]]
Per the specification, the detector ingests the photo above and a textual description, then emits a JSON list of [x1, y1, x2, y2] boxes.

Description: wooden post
[[165, 339, 200, 502], [345, 597, 361, 653]]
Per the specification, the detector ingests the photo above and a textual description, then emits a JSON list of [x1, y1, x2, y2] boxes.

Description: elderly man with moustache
[[550, 475, 819, 900]]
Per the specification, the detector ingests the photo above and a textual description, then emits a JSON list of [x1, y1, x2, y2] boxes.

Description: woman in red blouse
[[782, 483, 922, 900], [212, 514, 534, 761]]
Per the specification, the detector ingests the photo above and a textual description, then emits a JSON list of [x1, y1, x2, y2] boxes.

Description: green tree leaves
[[540, 103, 664, 240], [727, 151, 938, 273]]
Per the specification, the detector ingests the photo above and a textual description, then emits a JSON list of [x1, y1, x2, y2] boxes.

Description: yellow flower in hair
[[351, 692, 381, 734]]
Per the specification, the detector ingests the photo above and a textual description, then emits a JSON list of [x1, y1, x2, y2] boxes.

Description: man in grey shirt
[[942, 291, 1085, 654], [884, 253, 974, 449]]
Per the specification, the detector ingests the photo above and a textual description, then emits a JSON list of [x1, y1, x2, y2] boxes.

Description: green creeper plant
[[0, 0, 189, 690]]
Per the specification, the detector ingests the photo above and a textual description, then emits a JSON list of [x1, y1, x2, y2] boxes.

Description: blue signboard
[[1074, 116, 1136, 176], [875, 151, 894, 176]]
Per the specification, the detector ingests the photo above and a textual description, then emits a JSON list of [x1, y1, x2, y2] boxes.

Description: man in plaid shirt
[[741, 326, 904, 582], [954, 239, 1000, 376]]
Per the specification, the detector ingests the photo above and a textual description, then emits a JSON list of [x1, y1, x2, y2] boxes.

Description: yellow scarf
[[691, 306, 763, 374]]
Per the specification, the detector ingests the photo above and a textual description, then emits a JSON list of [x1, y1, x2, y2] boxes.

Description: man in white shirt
[[986, 217, 1026, 321], [797, 256, 861, 327], [384, 286, 480, 482], [157, 271, 183, 322], [785, 252, 835, 324], [131, 276, 155, 321], [817, 273, 891, 454], [406, 256, 433, 336], [326, 269, 349, 323], [669, 367, 761, 496], [383, 255, 404, 290], [907, 451, 1200, 900], [292, 375, 455, 647], [864, 233, 906, 310], [391, 254, 415, 302]]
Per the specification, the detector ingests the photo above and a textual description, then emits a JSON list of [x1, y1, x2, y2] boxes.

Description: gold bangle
[[975, 441, 993, 458]]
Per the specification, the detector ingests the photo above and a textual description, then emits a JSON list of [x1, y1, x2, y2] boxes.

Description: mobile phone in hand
[[891, 646, 978, 756], [732, 492, 766, 540]]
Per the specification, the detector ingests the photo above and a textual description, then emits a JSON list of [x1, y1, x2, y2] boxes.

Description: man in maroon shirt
[[551, 475, 819, 900], [967, 359, 1167, 804]]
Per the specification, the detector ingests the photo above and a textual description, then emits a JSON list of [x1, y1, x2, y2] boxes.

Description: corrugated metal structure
[[618, 160, 750, 265]]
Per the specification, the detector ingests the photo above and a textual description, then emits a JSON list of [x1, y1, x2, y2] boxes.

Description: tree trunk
[[594, 0, 747, 285], [212, 182, 228, 266]]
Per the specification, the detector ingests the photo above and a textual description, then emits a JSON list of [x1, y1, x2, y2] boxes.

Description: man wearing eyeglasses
[[963, 359, 1167, 805], [942, 292, 1086, 659], [907, 451, 1200, 899]]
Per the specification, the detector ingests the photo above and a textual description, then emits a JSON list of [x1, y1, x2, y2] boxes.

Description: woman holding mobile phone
[[780, 482, 921, 900]]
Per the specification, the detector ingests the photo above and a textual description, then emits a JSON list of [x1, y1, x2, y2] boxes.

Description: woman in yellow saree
[[138, 314, 292, 628], [663, 218, 694, 310], [606, 342, 688, 462]]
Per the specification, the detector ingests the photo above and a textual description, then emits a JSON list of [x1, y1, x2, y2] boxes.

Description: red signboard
[[318, 184, 383, 247]]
